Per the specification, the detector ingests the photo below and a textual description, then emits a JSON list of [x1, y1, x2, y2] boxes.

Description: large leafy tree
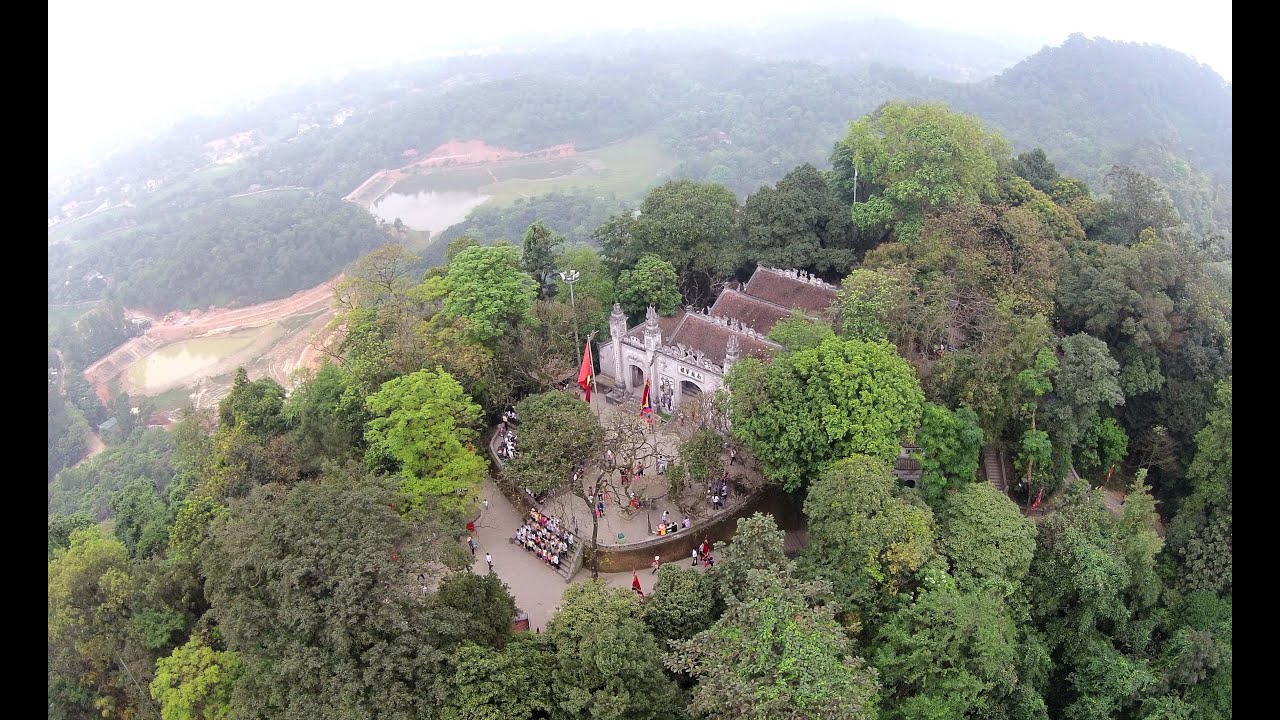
[[800, 455, 938, 626], [873, 584, 1027, 720], [914, 403, 984, 506], [713, 512, 790, 604], [599, 179, 743, 305], [742, 163, 858, 273], [442, 634, 555, 720], [545, 581, 684, 720], [938, 482, 1038, 587], [1046, 333, 1125, 467], [834, 101, 1010, 242], [217, 368, 288, 439], [642, 564, 719, 647], [727, 336, 924, 492], [204, 479, 475, 720], [1166, 377, 1232, 594], [1024, 480, 1165, 718], [522, 220, 564, 299], [504, 391, 604, 496], [836, 269, 903, 342], [766, 310, 835, 350], [616, 254, 682, 318], [441, 243, 537, 343], [364, 368, 486, 513], [668, 571, 880, 720], [48, 528, 155, 718], [149, 634, 241, 720]]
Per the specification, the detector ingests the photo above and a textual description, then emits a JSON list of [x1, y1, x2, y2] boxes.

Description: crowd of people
[[652, 509, 691, 536], [497, 407, 519, 461], [515, 509, 577, 572], [708, 470, 733, 511]]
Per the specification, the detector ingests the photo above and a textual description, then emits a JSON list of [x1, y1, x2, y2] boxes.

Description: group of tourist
[[708, 471, 732, 511], [652, 509, 691, 536], [515, 509, 576, 571], [497, 407, 520, 460]]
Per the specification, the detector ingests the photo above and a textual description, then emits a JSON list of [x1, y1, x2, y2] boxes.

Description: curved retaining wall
[[483, 424, 803, 576]]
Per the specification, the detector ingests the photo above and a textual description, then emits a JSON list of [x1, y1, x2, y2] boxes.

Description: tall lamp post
[[559, 269, 582, 355]]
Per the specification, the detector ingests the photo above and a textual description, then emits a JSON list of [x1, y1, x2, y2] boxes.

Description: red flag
[[1031, 487, 1044, 511], [1106, 465, 1116, 484], [640, 378, 652, 415], [576, 343, 593, 402]]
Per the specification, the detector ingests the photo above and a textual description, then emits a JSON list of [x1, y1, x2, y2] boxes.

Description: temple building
[[597, 266, 840, 410]]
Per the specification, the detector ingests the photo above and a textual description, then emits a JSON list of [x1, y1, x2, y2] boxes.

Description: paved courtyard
[[473, 390, 761, 631]]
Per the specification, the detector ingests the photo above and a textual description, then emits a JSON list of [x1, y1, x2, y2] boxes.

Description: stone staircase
[[558, 542, 585, 582], [982, 446, 1009, 495]]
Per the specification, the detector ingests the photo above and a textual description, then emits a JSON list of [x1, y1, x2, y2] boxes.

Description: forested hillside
[[49, 192, 386, 312], [51, 100, 1230, 719]]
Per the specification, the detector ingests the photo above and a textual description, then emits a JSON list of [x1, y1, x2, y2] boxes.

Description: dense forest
[[50, 32, 1230, 258], [48, 192, 386, 312], [50, 101, 1230, 719]]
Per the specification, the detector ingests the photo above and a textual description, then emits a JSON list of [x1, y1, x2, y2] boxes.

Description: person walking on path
[[691, 547, 699, 566], [730, 446, 737, 465], [482, 498, 490, 512], [467, 536, 477, 556], [485, 552, 494, 573], [651, 555, 660, 574]]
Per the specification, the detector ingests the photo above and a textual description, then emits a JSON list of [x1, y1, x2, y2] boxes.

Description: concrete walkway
[[464, 475, 712, 633]]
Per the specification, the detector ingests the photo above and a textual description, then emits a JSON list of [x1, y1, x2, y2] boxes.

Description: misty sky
[[48, 0, 1230, 175]]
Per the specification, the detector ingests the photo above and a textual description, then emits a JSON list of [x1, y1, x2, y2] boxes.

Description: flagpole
[[588, 330, 600, 418]]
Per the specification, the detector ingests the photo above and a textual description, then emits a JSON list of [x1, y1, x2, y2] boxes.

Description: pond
[[370, 189, 490, 233], [125, 328, 266, 392]]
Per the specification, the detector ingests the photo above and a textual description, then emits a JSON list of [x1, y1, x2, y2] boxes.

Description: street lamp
[[559, 269, 582, 355]]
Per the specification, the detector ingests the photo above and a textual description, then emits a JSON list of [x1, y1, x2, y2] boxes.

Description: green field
[[48, 301, 103, 328], [388, 134, 676, 208]]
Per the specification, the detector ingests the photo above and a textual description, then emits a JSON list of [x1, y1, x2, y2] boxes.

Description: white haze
[[48, 0, 1231, 176]]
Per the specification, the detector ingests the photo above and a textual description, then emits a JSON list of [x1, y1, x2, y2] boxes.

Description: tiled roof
[[667, 312, 779, 367], [743, 266, 839, 316], [708, 289, 791, 335], [625, 310, 686, 342]]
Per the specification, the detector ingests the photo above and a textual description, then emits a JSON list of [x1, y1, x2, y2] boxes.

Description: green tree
[[364, 368, 487, 514], [442, 634, 555, 720], [800, 455, 938, 625], [1095, 166, 1182, 245], [1167, 377, 1231, 594], [600, 180, 743, 305], [642, 564, 719, 646], [442, 243, 537, 343], [545, 581, 684, 720], [217, 368, 288, 438], [837, 269, 903, 342], [48, 527, 155, 718], [48, 511, 96, 560], [522, 220, 563, 299], [616, 254, 682, 318], [1010, 148, 1061, 194], [713, 512, 791, 604], [668, 571, 880, 720], [1075, 417, 1130, 477], [1046, 334, 1125, 467], [742, 163, 858, 273], [766, 310, 835, 350], [914, 403, 984, 505], [504, 391, 604, 496], [873, 584, 1024, 720], [110, 477, 173, 559], [149, 635, 241, 720], [834, 101, 1010, 242], [727, 337, 924, 492], [939, 482, 1037, 586], [204, 479, 472, 720]]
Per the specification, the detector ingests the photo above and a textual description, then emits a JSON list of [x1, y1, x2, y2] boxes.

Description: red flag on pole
[[632, 569, 643, 596], [640, 378, 653, 415], [576, 342, 593, 402], [1106, 465, 1116, 484], [1031, 487, 1044, 511]]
